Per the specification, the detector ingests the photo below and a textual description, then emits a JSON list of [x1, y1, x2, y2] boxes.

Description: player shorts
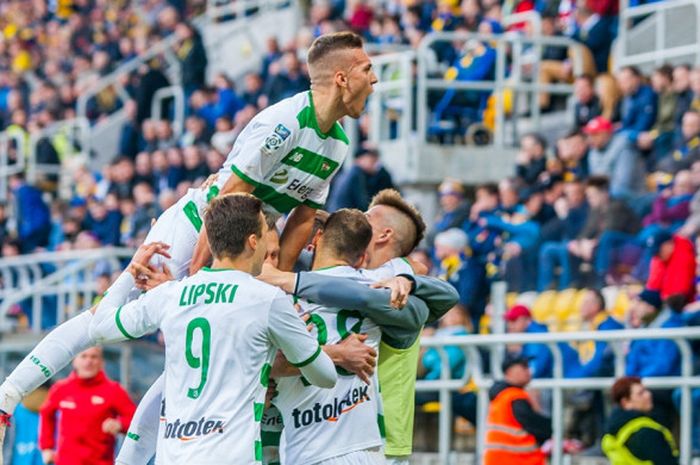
[[316, 448, 385, 465]]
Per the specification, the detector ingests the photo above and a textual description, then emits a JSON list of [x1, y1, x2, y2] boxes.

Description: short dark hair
[[585, 288, 606, 311], [204, 194, 263, 260], [369, 189, 426, 255], [477, 182, 499, 197], [264, 211, 280, 234], [322, 209, 372, 264], [522, 132, 548, 151], [611, 376, 642, 405], [620, 65, 642, 78], [654, 64, 674, 82], [307, 31, 364, 66], [586, 175, 610, 192]]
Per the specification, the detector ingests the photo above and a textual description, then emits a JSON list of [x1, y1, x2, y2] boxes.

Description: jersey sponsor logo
[[30, 355, 52, 378], [270, 169, 289, 185], [291, 385, 370, 428], [59, 400, 77, 409], [179, 283, 239, 306], [287, 178, 315, 200], [163, 416, 225, 442]]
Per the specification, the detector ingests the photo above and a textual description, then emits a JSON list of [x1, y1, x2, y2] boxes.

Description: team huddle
[[0, 32, 459, 465]]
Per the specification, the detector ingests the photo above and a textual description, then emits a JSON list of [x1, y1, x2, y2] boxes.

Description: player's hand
[[332, 334, 377, 384], [371, 277, 413, 309], [127, 242, 171, 280], [256, 263, 295, 293], [131, 263, 174, 291], [41, 449, 56, 464], [102, 418, 122, 436]]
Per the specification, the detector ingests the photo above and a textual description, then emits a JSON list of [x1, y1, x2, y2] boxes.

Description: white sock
[[1, 310, 94, 414], [116, 374, 164, 465]]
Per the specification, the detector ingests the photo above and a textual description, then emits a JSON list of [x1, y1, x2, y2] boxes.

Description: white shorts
[[384, 457, 410, 465], [316, 448, 385, 465], [144, 191, 201, 279]]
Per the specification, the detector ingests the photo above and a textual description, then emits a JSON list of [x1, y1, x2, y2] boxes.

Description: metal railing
[[418, 327, 700, 465], [151, 86, 186, 139], [616, 0, 700, 70], [0, 131, 27, 201], [0, 248, 134, 332], [207, 0, 293, 21], [416, 31, 585, 147]]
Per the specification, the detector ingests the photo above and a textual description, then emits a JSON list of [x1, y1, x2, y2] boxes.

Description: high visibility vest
[[484, 387, 546, 465], [601, 416, 678, 465]]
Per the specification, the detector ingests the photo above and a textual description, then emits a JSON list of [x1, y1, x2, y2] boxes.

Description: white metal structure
[[418, 327, 700, 465], [615, 0, 700, 71], [0, 248, 134, 332], [0, 131, 27, 202]]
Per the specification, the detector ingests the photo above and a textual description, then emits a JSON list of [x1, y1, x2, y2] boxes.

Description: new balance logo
[[291, 386, 370, 428], [163, 417, 225, 441]]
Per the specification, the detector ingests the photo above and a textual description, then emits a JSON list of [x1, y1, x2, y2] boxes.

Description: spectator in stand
[[165, 148, 186, 189], [673, 65, 693, 131], [559, 289, 622, 446], [242, 73, 265, 108], [426, 179, 471, 249], [679, 160, 700, 237], [584, 116, 646, 199], [571, 3, 613, 74], [595, 73, 622, 123], [135, 61, 169, 124], [155, 120, 177, 150], [627, 290, 684, 378], [180, 115, 211, 147], [505, 305, 553, 379], [572, 176, 640, 286], [637, 65, 677, 162], [9, 173, 51, 254], [602, 376, 678, 465], [617, 66, 658, 145], [690, 68, 700, 113], [182, 146, 209, 183], [130, 183, 160, 246], [645, 231, 696, 302], [641, 170, 693, 236], [658, 110, 700, 173], [538, 180, 589, 290], [85, 199, 122, 247], [484, 354, 550, 465], [119, 100, 140, 159], [515, 132, 548, 185], [573, 74, 602, 130], [418, 304, 469, 378], [39, 347, 135, 465], [264, 52, 310, 105], [175, 22, 208, 96], [556, 130, 590, 181], [327, 148, 395, 211]]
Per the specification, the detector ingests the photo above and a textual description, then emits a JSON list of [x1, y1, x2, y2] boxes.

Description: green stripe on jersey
[[183, 200, 203, 232], [231, 166, 302, 213], [115, 306, 136, 340], [261, 430, 282, 445], [260, 363, 272, 388], [282, 148, 340, 181], [297, 93, 349, 144], [290, 345, 322, 368], [254, 402, 265, 422], [255, 440, 263, 461]]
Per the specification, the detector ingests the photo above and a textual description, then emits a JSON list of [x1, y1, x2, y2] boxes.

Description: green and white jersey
[[359, 257, 415, 282], [109, 268, 323, 465], [274, 266, 383, 465], [144, 185, 220, 279], [218, 91, 349, 213]]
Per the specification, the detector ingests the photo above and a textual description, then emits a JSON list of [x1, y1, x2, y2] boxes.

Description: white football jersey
[[274, 266, 384, 465], [218, 91, 349, 213], [111, 268, 323, 465]]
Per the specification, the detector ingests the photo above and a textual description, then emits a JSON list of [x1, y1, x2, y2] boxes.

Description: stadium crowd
[[0, 0, 699, 462]]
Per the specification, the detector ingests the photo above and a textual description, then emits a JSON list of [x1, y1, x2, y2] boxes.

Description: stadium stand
[[2, 0, 700, 463]]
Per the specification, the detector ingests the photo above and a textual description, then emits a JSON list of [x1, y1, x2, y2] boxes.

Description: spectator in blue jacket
[[617, 66, 658, 145], [85, 199, 122, 247], [419, 304, 469, 378], [9, 174, 51, 254], [327, 148, 395, 212], [626, 289, 684, 378], [571, 5, 613, 74], [505, 305, 553, 379], [426, 179, 471, 251]]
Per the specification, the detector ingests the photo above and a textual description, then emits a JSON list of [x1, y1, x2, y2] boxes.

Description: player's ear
[[334, 70, 348, 89], [311, 229, 323, 248], [247, 233, 258, 253]]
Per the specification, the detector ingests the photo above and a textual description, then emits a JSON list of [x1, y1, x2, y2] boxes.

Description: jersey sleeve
[[90, 277, 172, 344], [224, 117, 298, 185], [360, 257, 415, 282], [267, 289, 336, 388]]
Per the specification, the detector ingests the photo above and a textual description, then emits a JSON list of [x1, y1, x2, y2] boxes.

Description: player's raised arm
[[267, 291, 337, 388]]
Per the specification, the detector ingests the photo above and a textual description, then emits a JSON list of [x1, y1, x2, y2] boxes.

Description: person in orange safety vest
[[484, 354, 552, 465]]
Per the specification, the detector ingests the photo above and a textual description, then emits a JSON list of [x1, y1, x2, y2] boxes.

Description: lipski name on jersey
[[291, 385, 370, 428], [178, 282, 239, 306]]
